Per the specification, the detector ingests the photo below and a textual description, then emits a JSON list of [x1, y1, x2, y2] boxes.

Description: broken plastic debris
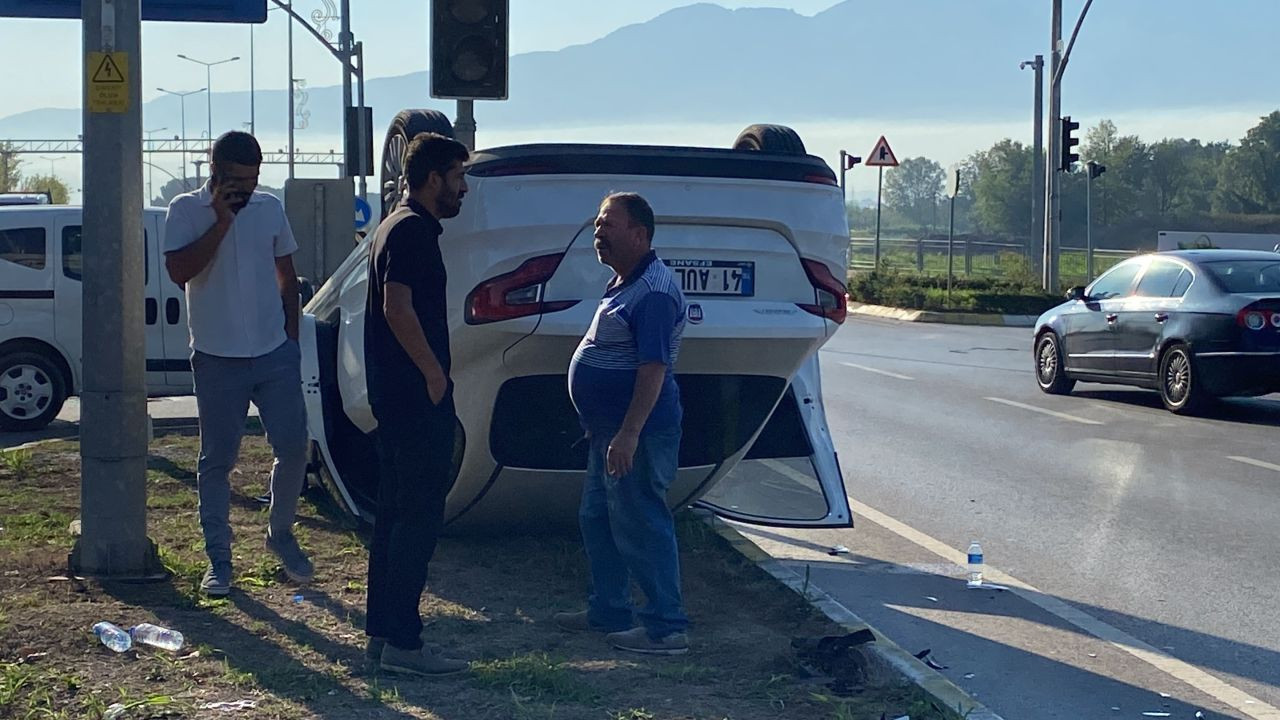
[[914, 648, 949, 670], [1159, 692, 1170, 698], [1088, 653, 1097, 658], [827, 545, 850, 556], [963, 673, 976, 679], [1111, 708, 1120, 712], [1141, 714, 1171, 718], [291, 594, 304, 604], [199, 699, 258, 712], [104, 703, 126, 719], [1196, 712, 1204, 718], [924, 596, 939, 603], [965, 581, 1009, 591]]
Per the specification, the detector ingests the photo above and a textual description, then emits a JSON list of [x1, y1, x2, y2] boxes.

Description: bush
[[848, 266, 1064, 315]]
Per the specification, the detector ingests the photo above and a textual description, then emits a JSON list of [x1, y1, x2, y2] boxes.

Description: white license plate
[[665, 260, 755, 296]]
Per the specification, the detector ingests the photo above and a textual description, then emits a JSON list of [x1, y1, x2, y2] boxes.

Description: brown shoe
[[380, 644, 468, 676], [606, 627, 690, 656]]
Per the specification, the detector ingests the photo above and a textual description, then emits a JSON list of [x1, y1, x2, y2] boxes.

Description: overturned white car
[[300, 111, 852, 531]]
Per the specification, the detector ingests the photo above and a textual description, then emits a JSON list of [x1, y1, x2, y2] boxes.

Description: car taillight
[[803, 174, 839, 186], [1236, 303, 1280, 331], [797, 258, 848, 324], [465, 254, 579, 325]]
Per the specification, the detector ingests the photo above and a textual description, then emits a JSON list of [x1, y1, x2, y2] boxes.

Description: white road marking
[[984, 396, 1104, 425], [847, 495, 1280, 720], [840, 362, 914, 381], [1228, 456, 1280, 473]]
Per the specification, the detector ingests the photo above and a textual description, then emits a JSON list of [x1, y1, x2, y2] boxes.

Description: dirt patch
[[0, 435, 956, 719]]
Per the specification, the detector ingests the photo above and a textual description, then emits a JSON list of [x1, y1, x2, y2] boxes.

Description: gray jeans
[[191, 339, 308, 564]]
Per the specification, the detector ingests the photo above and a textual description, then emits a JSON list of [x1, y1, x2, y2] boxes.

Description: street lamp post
[[1020, 55, 1044, 276], [156, 87, 205, 187], [176, 54, 240, 149], [37, 155, 60, 177], [143, 127, 168, 202]]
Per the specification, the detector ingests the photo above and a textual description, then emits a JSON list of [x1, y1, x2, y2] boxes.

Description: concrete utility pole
[[455, 100, 476, 152], [72, 0, 163, 579], [1043, 0, 1062, 292], [1021, 55, 1044, 277]]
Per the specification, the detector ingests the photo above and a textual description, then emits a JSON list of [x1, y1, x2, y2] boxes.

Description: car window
[[1088, 260, 1142, 300], [1170, 269, 1193, 297], [1203, 260, 1280, 294], [62, 225, 148, 282], [1135, 260, 1188, 298], [0, 226, 47, 270]]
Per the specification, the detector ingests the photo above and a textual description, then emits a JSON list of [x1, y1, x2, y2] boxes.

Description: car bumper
[[1196, 352, 1280, 396]]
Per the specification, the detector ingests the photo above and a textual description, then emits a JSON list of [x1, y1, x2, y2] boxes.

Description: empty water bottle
[[92, 621, 132, 652], [129, 622, 184, 651], [966, 541, 984, 587]]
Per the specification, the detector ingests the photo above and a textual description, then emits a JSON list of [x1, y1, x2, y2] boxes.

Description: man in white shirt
[[164, 131, 312, 596]]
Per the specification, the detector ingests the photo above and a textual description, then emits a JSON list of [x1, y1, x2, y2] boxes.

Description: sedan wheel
[[1159, 344, 1207, 414], [1035, 333, 1075, 395]]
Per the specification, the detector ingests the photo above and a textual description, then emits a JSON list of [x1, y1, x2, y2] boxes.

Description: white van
[[0, 206, 192, 431]]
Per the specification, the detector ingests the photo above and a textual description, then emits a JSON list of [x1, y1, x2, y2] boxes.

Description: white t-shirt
[[163, 184, 298, 358]]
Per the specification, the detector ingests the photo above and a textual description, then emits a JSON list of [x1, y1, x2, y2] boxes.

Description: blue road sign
[[0, 0, 267, 22], [354, 196, 373, 231]]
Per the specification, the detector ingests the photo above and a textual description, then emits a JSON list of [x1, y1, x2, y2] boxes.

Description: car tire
[[732, 124, 807, 155], [1159, 343, 1208, 414], [1034, 332, 1075, 395], [379, 109, 456, 218], [0, 349, 68, 432]]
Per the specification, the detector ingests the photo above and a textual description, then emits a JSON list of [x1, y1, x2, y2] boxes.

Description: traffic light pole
[[1086, 164, 1093, 282], [455, 100, 476, 152], [1042, 0, 1062, 292]]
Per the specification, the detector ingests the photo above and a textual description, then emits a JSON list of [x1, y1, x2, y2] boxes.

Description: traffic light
[[431, 0, 509, 100], [1060, 116, 1080, 172], [1087, 161, 1106, 180]]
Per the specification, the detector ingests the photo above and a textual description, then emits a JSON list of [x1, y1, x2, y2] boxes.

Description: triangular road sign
[[92, 54, 125, 83], [865, 135, 899, 167]]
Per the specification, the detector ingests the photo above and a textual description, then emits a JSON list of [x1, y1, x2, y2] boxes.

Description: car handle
[[1154, 312, 1169, 323], [1106, 313, 1118, 323]]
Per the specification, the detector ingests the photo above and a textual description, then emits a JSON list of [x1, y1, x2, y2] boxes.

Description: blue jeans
[[579, 425, 688, 639], [191, 339, 308, 565]]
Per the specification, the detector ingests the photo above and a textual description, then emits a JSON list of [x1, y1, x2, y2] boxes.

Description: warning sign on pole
[[865, 135, 899, 167], [88, 52, 129, 113]]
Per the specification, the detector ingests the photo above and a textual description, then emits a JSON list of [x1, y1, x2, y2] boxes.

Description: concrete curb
[[850, 302, 1037, 328], [707, 516, 1004, 720]]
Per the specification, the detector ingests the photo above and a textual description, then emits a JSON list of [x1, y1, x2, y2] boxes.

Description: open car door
[[694, 352, 851, 527]]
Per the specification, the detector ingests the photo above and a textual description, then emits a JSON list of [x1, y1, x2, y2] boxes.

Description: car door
[[55, 213, 170, 392], [1115, 258, 1192, 381], [152, 212, 193, 390], [1062, 258, 1144, 375], [692, 352, 852, 528]]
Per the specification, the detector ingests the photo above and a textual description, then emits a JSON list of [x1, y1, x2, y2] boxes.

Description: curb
[[707, 516, 1004, 720], [850, 302, 1037, 328]]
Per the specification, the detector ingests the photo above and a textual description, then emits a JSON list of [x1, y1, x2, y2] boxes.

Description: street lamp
[[37, 156, 60, 177], [144, 127, 167, 202], [156, 87, 205, 186], [176, 54, 240, 146]]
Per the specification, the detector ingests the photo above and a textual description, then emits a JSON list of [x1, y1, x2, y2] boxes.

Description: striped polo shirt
[[568, 251, 686, 434]]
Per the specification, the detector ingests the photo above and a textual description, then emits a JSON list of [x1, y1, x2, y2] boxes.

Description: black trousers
[[365, 392, 457, 651]]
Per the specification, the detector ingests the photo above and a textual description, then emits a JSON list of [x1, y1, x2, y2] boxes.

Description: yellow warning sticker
[[88, 52, 129, 113]]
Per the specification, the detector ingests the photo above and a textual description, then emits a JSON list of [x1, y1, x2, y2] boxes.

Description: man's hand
[[427, 373, 449, 406], [607, 429, 639, 478], [211, 185, 236, 226]]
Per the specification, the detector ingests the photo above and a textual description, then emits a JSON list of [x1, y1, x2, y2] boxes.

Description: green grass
[[0, 449, 33, 479], [0, 510, 74, 550], [471, 652, 600, 706]]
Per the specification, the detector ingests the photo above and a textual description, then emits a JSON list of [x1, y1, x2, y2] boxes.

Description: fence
[[848, 237, 1138, 287]]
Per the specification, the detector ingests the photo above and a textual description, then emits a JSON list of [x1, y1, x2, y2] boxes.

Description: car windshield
[[1203, 260, 1280, 293]]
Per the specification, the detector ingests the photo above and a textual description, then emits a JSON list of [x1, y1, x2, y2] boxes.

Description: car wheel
[[1034, 332, 1075, 395], [731, 124, 807, 155], [1159, 343, 1208, 414], [379, 109, 456, 218], [0, 350, 67, 432]]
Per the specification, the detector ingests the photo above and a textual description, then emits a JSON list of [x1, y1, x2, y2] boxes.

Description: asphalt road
[[731, 316, 1280, 719]]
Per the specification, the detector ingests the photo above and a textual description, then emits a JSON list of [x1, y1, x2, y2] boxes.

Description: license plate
[[665, 260, 755, 296]]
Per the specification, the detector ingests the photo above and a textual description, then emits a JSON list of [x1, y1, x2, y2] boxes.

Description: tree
[[1082, 119, 1147, 225], [969, 139, 1034, 237], [0, 144, 22, 193], [20, 174, 70, 204], [883, 157, 944, 229], [1214, 111, 1280, 214]]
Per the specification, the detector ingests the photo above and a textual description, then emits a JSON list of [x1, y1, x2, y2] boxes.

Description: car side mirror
[[1066, 286, 1088, 301]]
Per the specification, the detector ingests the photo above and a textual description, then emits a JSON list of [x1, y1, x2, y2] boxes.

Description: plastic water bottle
[[92, 621, 132, 652], [129, 623, 184, 651], [966, 541, 984, 587]]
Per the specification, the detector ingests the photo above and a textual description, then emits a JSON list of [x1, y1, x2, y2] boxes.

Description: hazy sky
[[3, 0, 841, 111]]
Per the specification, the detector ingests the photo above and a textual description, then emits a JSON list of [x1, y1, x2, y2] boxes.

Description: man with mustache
[[558, 192, 690, 655], [163, 130, 312, 596], [362, 132, 470, 676]]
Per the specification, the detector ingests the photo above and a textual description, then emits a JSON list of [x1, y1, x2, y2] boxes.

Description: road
[[732, 316, 1280, 720], [2, 395, 226, 449]]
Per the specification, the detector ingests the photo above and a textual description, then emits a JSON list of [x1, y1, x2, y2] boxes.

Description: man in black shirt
[[363, 132, 470, 676]]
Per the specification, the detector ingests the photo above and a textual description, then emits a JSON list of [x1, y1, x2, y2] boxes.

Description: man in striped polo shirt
[[557, 192, 690, 655]]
